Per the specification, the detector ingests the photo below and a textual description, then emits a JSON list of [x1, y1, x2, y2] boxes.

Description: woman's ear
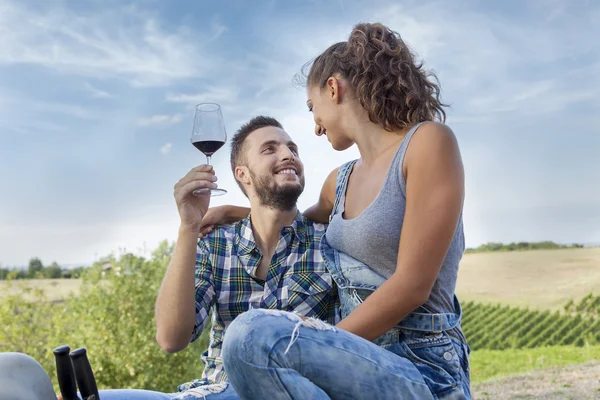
[[326, 76, 341, 104]]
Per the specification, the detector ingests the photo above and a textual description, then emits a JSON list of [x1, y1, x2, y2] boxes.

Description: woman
[[215, 22, 470, 399]]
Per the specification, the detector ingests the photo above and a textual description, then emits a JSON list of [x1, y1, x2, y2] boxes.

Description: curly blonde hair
[[301, 22, 447, 131]]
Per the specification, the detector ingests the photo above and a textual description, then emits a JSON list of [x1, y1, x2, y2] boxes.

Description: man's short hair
[[230, 116, 283, 196]]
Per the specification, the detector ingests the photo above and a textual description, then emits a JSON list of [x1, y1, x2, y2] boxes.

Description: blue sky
[[0, 0, 598, 267]]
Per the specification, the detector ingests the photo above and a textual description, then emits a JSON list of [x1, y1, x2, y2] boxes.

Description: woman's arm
[[198, 205, 250, 238], [335, 123, 465, 340], [199, 166, 338, 234], [303, 167, 338, 223]]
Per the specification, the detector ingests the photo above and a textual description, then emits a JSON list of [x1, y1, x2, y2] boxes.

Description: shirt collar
[[234, 210, 308, 256], [288, 211, 308, 243], [235, 217, 256, 255]]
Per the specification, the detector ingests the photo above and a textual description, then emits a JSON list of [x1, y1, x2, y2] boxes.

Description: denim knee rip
[[174, 382, 228, 399], [246, 308, 337, 355]]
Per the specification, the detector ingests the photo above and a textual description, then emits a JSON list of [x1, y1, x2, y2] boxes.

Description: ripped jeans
[[92, 382, 239, 400], [223, 309, 441, 399], [221, 235, 471, 400]]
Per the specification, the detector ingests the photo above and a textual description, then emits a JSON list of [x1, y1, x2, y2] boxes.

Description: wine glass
[[190, 103, 227, 196]]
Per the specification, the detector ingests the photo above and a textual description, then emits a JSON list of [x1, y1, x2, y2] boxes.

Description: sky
[[0, 0, 598, 267]]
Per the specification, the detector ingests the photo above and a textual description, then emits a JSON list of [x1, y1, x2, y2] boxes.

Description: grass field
[[456, 247, 600, 310], [470, 345, 600, 383]]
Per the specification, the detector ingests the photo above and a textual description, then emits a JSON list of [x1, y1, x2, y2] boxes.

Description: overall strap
[[330, 160, 357, 222]]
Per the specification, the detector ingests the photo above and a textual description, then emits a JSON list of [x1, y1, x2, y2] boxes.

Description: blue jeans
[[222, 308, 469, 399], [93, 383, 239, 400]]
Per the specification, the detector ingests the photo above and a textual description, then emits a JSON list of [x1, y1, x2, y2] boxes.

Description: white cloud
[[137, 114, 184, 127], [356, 2, 599, 120], [166, 86, 240, 105], [85, 83, 113, 99], [160, 143, 172, 154], [209, 18, 228, 41], [0, 95, 104, 137], [0, 2, 222, 86]]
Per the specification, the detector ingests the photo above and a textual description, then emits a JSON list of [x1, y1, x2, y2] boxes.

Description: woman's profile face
[[306, 82, 353, 151]]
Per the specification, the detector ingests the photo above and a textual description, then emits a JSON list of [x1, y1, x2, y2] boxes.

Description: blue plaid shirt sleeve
[[190, 239, 216, 342]]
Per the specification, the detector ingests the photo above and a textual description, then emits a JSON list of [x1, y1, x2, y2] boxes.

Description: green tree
[[27, 257, 44, 279], [44, 262, 63, 279], [58, 266, 88, 279], [6, 269, 25, 280]]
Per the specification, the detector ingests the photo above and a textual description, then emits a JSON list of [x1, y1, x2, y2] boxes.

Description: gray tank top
[[326, 122, 465, 318]]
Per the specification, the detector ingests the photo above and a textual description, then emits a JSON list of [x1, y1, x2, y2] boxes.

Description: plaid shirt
[[178, 212, 339, 391]]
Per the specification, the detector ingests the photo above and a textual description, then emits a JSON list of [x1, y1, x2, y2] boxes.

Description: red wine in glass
[[192, 140, 225, 156], [190, 103, 227, 196]]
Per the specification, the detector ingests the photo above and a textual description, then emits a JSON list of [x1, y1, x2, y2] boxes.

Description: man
[[107, 116, 337, 399], [155, 115, 338, 398]]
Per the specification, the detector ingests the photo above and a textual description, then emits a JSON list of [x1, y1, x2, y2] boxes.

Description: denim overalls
[[320, 160, 472, 399]]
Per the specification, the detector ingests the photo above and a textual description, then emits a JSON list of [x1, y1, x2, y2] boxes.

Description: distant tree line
[[0, 240, 588, 279], [465, 241, 585, 253], [0, 257, 88, 280]]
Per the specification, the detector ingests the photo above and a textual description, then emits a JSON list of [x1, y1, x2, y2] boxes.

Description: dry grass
[[456, 247, 600, 310], [0, 278, 81, 302], [473, 361, 600, 399]]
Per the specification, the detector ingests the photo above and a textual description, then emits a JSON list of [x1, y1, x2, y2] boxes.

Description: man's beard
[[250, 170, 305, 211]]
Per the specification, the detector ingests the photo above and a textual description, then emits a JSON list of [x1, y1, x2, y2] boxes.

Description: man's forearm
[[155, 227, 199, 353]]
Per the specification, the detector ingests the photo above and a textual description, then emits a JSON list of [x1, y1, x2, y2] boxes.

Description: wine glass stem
[[206, 155, 211, 166]]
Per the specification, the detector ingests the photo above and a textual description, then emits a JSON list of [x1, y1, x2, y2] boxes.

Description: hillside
[[456, 247, 600, 310], [3, 247, 599, 308]]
